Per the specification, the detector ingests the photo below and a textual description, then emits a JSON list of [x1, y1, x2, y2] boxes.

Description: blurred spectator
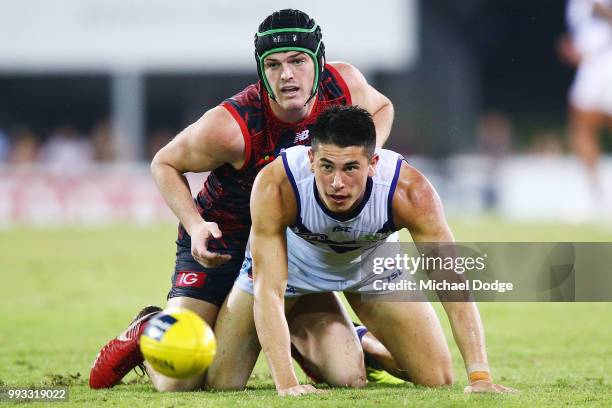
[[90, 120, 116, 162], [564, 0, 612, 201], [477, 110, 513, 157], [477, 111, 513, 210], [40, 125, 94, 172], [529, 130, 565, 156], [9, 127, 40, 164], [0, 128, 9, 162], [557, 33, 582, 67], [148, 128, 174, 160]]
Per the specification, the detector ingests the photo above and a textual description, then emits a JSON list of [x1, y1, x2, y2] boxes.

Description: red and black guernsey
[[187, 64, 352, 252]]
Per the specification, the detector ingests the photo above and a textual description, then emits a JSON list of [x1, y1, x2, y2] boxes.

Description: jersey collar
[[312, 177, 373, 222]]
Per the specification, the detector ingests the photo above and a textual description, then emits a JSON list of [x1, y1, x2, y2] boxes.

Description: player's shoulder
[[375, 147, 403, 162], [327, 61, 363, 79], [327, 61, 367, 89], [371, 148, 403, 182], [151, 104, 245, 172], [166, 105, 245, 170], [392, 161, 442, 225], [254, 155, 291, 193], [395, 161, 435, 201], [219, 82, 263, 148], [256, 146, 308, 196], [281, 145, 310, 163], [222, 81, 263, 108], [192, 105, 244, 151], [251, 155, 297, 225]]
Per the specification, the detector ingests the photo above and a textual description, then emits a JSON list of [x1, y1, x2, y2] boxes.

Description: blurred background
[[2, 4, 610, 403], [1, 0, 611, 227]]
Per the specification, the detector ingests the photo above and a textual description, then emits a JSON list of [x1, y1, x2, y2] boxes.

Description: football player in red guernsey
[[89, 9, 395, 392]]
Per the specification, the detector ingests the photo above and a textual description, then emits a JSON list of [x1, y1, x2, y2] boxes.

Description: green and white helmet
[[254, 9, 325, 102]]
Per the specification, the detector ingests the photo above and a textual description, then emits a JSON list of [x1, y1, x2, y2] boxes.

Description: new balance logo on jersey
[[332, 226, 352, 233], [294, 130, 309, 143]]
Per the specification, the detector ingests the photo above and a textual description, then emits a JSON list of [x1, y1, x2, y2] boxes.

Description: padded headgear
[[254, 9, 325, 102]]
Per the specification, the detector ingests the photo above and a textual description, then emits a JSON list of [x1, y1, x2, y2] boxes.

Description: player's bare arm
[[392, 161, 516, 394], [250, 160, 318, 396], [151, 106, 246, 267], [329, 62, 394, 148]]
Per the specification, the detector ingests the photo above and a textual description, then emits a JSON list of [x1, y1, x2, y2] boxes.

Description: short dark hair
[[311, 105, 376, 157]]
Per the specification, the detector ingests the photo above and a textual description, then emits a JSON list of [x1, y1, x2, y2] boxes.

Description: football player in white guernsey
[[563, 0, 612, 205], [243, 106, 516, 396]]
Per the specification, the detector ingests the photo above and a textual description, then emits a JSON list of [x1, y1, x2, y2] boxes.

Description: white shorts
[[235, 232, 418, 298], [569, 49, 612, 115]]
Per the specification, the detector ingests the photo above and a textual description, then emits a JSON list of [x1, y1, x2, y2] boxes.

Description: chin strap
[[303, 91, 317, 107]]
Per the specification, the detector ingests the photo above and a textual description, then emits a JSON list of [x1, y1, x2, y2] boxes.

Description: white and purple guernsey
[[237, 145, 404, 296]]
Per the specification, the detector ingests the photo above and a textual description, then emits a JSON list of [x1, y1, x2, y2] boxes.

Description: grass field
[[0, 219, 611, 407]]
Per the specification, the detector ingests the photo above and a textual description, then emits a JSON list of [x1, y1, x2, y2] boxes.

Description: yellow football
[[140, 307, 216, 378]]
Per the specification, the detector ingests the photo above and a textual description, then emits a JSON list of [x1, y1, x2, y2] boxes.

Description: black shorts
[[167, 229, 246, 307]]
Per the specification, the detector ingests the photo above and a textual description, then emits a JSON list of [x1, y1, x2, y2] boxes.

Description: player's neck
[[268, 97, 316, 124], [314, 178, 373, 222], [335, 189, 367, 215]]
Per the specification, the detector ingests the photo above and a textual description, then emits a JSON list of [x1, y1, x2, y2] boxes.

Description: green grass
[[0, 219, 611, 407]]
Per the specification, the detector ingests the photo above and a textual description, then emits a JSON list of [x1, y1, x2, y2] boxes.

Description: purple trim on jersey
[[355, 325, 369, 343], [386, 157, 404, 231], [281, 151, 301, 225], [313, 177, 373, 222], [290, 219, 312, 234]]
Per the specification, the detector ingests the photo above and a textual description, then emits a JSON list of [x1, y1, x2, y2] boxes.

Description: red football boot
[[89, 305, 163, 389]]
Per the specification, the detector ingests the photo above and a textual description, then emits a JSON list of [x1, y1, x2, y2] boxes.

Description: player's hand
[[190, 221, 232, 267], [464, 380, 517, 394], [278, 384, 322, 396]]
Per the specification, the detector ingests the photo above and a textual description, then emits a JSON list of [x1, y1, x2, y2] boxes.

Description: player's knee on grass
[[148, 368, 205, 392], [314, 339, 366, 388], [299, 354, 366, 389], [203, 287, 260, 391], [205, 376, 248, 391], [402, 340, 454, 387], [153, 381, 200, 392], [292, 318, 366, 388], [409, 363, 454, 387], [325, 369, 367, 388], [147, 297, 221, 392], [205, 354, 255, 392], [205, 349, 254, 391]]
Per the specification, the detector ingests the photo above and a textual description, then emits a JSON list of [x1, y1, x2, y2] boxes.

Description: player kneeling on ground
[[238, 105, 516, 396], [89, 8, 396, 392]]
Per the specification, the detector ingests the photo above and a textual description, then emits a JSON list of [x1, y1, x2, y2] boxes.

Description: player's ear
[[308, 147, 315, 172], [368, 153, 379, 177]]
